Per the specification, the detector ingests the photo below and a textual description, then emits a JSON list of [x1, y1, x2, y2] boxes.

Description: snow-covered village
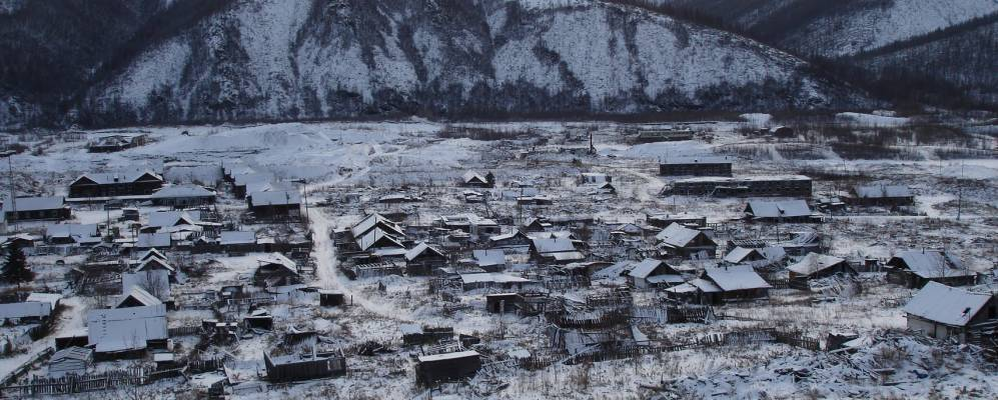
[[1, 1, 997, 399], [0, 115, 992, 399]]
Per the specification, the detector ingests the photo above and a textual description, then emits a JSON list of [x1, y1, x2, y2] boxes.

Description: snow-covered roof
[[593, 261, 633, 279], [549, 251, 585, 261], [627, 259, 665, 279], [257, 253, 297, 273], [358, 228, 405, 251], [723, 247, 761, 264], [890, 250, 972, 279], [249, 190, 300, 206], [147, 211, 201, 228], [660, 155, 731, 165], [405, 242, 445, 261], [122, 270, 171, 301], [150, 185, 216, 199], [136, 257, 175, 273], [646, 274, 685, 284], [114, 286, 163, 308], [489, 231, 527, 242], [855, 184, 912, 199], [473, 249, 505, 267], [704, 265, 772, 291], [746, 200, 812, 218], [462, 171, 488, 184], [46, 224, 98, 239], [73, 170, 162, 186], [531, 237, 577, 254], [233, 172, 273, 185], [674, 175, 811, 184], [87, 304, 168, 352], [418, 350, 480, 363], [460, 273, 532, 284], [0, 301, 51, 320], [140, 248, 167, 261], [903, 282, 992, 327], [787, 253, 847, 276], [135, 233, 171, 248], [3, 196, 65, 212], [351, 213, 404, 238], [26, 293, 62, 310], [220, 231, 256, 245], [655, 223, 705, 248]]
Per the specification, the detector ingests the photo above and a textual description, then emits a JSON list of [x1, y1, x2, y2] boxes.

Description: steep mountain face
[[850, 13, 998, 108], [79, 0, 869, 126], [0, 0, 175, 127], [656, 0, 998, 57]]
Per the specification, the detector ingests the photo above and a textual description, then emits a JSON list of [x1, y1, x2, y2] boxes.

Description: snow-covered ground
[[0, 115, 995, 398]]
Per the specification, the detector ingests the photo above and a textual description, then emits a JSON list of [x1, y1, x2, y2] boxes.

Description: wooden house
[[0, 301, 53, 325], [529, 237, 584, 264], [488, 230, 532, 248], [47, 347, 93, 378], [264, 351, 347, 383], [462, 171, 495, 188], [248, 190, 301, 219], [666, 265, 771, 304], [786, 253, 855, 281], [68, 171, 164, 198], [253, 253, 300, 287], [87, 304, 168, 357], [886, 250, 976, 288], [903, 282, 997, 343], [626, 258, 684, 289], [3, 196, 70, 222], [149, 185, 216, 208], [646, 213, 706, 228], [45, 224, 100, 245], [415, 350, 481, 387], [405, 242, 448, 276], [744, 200, 816, 223], [851, 184, 914, 207], [655, 223, 716, 259]]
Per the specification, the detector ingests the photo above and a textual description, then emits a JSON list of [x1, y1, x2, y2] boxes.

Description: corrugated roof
[[87, 304, 167, 352], [655, 223, 706, 248], [115, 286, 163, 308], [903, 282, 992, 327]]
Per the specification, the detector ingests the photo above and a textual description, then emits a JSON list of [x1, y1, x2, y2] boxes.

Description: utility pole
[[292, 179, 310, 225], [956, 162, 964, 221]]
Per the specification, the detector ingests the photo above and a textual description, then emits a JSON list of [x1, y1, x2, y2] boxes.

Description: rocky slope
[[77, 0, 869, 126]]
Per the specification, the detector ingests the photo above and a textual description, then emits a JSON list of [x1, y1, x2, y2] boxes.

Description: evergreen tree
[[1, 244, 34, 287]]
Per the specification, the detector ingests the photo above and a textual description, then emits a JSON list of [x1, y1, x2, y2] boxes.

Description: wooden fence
[[1, 367, 151, 397]]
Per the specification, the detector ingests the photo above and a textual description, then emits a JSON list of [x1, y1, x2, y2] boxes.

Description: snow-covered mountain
[[657, 0, 998, 56], [77, 0, 868, 126]]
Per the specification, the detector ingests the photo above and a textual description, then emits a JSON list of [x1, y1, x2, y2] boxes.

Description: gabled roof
[[249, 190, 301, 206], [405, 242, 446, 261], [489, 231, 529, 242], [704, 265, 771, 291], [122, 270, 171, 301], [46, 224, 99, 239], [787, 253, 847, 276], [903, 282, 992, 327], [358, 228, 405, 251], [656, 223, 709, 248], [257, 253, 298, 274], [531, 237, 577, 254], [233, 172, 274, 185], [459, 273, 532, 284], [889, 250, 973, 279], [136, 257, 175, 273], [723, 247, 763, 264], [147, 211, 202, 228], [3, 196, 65, 212], [139, 248, 167, 261], [26, 293, 61, 310], [462, 171, 488, 184], [351, 213, 404, 238], [114, 286, 163, 308], [593, 261, 633, 279], [745, 200, 812, 219], [855, 184, 912, 199], [150, 185, 216, 199], [627, 259, 667, 279], [72, 170, 163, 186]]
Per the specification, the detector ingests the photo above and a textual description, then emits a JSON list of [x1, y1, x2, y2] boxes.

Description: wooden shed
[[415, 350, 481, 387]]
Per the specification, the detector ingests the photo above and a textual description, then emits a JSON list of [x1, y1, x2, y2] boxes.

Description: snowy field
[[0, 114, 996, 399]]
